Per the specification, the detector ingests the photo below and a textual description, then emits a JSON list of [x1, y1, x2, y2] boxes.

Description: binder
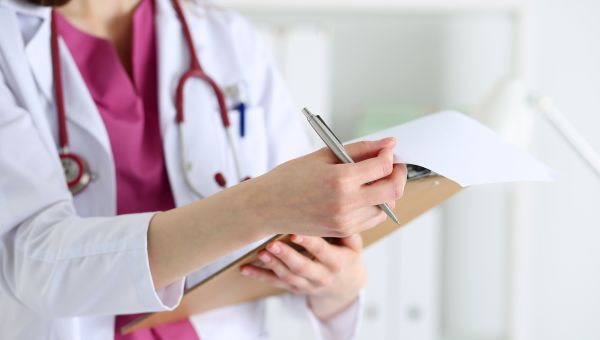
[[122, 174, 461, 334]]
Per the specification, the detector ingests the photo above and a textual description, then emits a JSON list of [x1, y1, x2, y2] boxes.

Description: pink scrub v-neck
[[55, 0, 199, 339]]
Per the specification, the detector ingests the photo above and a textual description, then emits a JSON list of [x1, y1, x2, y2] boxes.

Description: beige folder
[[122, 175, 461, 334]]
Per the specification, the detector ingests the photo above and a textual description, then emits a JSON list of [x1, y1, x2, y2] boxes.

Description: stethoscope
[[50, 0, 248, 197]]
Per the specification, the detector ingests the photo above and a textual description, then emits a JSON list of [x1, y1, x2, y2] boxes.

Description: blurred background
[[216, 0, 600, 339]]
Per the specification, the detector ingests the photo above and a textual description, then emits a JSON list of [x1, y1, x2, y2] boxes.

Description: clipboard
[[122, 173, 462, 334], [121, 110, 558, 334], [121, 111, 556, 334]]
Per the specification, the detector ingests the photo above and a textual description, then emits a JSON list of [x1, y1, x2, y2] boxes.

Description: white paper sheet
[[348, 111, 556, 187]]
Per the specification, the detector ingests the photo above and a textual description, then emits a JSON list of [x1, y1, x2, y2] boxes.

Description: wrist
[[228, 177, 273, 238], [308, 291, 360, 321], [307, 263, 366, 320]]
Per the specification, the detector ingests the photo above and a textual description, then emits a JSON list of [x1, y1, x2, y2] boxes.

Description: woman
[[0, 0, 407, 339]]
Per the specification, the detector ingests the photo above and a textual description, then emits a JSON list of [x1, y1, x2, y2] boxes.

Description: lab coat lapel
[[24, 16, 53, 104], [155, 0, 185, 140], [155, 0, 227, 205], [23, 9, 112, 156], [156, 0, 199, 205], [0, 8, 56, 156], [58, 38, 113, 156]]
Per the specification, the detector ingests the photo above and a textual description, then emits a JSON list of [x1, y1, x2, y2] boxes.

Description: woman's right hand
[[148, 137, 406, 289], [248, 138, 407, 237]]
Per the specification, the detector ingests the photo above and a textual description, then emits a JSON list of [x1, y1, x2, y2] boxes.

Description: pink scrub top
[[55, 0, 199, 339]]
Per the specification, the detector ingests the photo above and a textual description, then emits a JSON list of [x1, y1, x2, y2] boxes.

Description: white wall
[[438, 16, 512, 340], [524, 1, 600, 339], [222, 2, 600, 339], [327, 13, 446, 140], [431, 3, 600, 339]]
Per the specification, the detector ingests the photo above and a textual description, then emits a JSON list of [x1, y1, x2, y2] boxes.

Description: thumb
[[343, 138, 396, 163]]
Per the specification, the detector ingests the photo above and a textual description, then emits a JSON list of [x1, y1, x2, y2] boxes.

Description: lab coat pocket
[[180, 103, 269, 198], [227, 106, 270, 180], [179, 93, 231, 198]]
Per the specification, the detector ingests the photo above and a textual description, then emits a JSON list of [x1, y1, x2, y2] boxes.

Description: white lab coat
[[0, 0, 362, 339]]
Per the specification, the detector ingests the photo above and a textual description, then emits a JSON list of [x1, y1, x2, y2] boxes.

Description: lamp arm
[[529, 95, 600, 179]]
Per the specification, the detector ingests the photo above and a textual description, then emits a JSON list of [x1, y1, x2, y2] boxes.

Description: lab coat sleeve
[[279, 292, 364, 340], [0, 69, 184, 318]]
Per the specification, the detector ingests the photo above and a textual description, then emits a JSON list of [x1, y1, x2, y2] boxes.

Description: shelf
[[217, 0, 526, 13]]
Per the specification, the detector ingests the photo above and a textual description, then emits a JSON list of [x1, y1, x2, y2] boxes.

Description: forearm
[[148, 180, 268, 289], [148, 139, 405, 290]]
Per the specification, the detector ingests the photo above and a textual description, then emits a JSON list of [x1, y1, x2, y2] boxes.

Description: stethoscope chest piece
[[60, 152, 91, 195]]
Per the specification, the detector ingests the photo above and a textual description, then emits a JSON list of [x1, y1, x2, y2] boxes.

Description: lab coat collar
[[6, 0, 52, 102], [2, 0, 50, 19]]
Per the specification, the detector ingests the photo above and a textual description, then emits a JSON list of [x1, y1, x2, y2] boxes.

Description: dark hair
[[25, 0, 71, 6]]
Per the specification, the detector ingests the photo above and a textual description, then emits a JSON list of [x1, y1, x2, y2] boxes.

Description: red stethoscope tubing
[[50, 10, 69, 151], [50, 0, 244, 195], [171, 0, 230, 128], [51, 1, 231, 148], [51, 10, 89, 191]]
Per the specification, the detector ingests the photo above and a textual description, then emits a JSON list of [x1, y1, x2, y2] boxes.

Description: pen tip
[[302, 108, 312, 119], [391, 215, 401, 225]]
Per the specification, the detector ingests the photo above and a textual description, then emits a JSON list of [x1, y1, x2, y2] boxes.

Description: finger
[[321, 204, 385, 237], [351, 206, 387, 231], [359, 164, 408, 206], [257, 250, 313, 290], [328, 138, 396, 163], [290, 235, 342, 273], [387, 199, 396, 209], [346, 147, 395, 184], [338, 234, 363, 252], [265, 241, 331, 286], [240, 265, 300, 293]]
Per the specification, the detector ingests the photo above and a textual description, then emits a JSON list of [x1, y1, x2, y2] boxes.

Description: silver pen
[[302, 108, 400, 225]]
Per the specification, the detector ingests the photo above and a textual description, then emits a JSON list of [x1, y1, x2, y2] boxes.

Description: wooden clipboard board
[[122, 175, 461, 334]]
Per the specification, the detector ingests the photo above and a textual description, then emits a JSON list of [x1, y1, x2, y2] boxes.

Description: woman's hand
[[148, 138, 405, 289], [248, 138, 407, 237], [240, 234, 367, 320]]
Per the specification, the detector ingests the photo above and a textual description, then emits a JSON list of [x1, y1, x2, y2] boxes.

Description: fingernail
[[240, 267, 251, 276], [291, 235, 303, 244], [267, 243, 281, 254], [380, 137, 395, 145], [258, 252, 271, 263]]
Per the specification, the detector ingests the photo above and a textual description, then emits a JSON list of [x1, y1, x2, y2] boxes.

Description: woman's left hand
[[240, 234, 367, 320]]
